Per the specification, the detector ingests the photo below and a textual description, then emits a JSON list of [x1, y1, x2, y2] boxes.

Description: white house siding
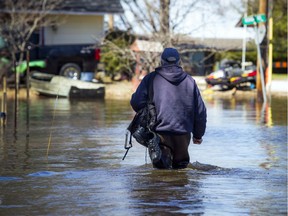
[[44, 15, 104, 45]]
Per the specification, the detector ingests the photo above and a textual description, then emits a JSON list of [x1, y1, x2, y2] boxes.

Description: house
[[177, 36, 254, 76], [129, 35, 252, 77], [41, 0, 124, 46]]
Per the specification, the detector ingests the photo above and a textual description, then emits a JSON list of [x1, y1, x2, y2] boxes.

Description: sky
[[180, 0, 254, 39], [114, 0, 255, 40], [181, 4, 245, 39]]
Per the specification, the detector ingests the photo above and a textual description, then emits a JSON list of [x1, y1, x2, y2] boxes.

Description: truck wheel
[[60, 63, 81, 80]]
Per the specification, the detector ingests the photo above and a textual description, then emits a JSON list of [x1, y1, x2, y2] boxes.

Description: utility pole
[[256, 0, 267, 101]]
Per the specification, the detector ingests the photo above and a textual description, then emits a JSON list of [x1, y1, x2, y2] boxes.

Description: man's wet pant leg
[[158, 133, 191, 169], [152, 145, 173, 169]]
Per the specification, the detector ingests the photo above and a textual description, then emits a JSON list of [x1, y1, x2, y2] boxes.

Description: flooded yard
[[0, 94, 287, 215]]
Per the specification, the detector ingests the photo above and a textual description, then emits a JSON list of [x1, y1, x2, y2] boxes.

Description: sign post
[[242, 14, 267, 103]]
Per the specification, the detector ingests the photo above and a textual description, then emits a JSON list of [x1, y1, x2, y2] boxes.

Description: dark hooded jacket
[[130, 64, 207, 139]]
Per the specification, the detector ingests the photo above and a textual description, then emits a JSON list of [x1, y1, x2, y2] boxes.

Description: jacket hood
[[155, 65, 187, 84]]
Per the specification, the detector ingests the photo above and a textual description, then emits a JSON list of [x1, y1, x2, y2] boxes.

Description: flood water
[[0, 94, 287, 215]]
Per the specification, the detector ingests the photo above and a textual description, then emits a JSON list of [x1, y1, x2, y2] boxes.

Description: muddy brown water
[[0, 95, 287, 215]]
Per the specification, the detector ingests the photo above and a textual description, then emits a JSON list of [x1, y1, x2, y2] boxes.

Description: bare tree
[[101, 0, 246, 78], [115, 0, 247, 74], [118, 1, 212, 71], [0, 0, 63, 85], [0, 0, 63, 127], [111, 0, 199, 76], [121, 0, 205, 44]]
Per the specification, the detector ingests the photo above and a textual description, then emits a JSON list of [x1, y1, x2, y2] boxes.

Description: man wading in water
[[130, 47, 207, 169]]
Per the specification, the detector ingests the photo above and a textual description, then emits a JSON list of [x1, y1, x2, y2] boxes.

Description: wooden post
[[254, 24, 267, 103], [1, 71, 7, 127], [108, 14, 114, 31], [26, 49, 30, 137], [13, 56, 18, 127], [26, 49, 30, 99], [256, 0, 267, 101]]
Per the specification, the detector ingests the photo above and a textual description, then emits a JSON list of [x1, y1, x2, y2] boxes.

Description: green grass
[[272, 73, 287, 80]]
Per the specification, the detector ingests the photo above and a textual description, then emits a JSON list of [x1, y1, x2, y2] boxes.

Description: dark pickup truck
[[29, 43, 100, 80], [0, 37, 101, 83]]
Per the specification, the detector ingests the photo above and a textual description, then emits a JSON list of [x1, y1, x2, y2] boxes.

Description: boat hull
[[30, 72, 105, 99]]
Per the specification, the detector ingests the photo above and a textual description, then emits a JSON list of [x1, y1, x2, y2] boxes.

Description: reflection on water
[[0, 95, 287, 215]]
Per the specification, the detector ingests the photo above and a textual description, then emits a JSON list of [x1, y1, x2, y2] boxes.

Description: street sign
[[242, 14, 267, 25], [241, 13, 268, 103], [242, 16, 256, 25], [254, 14, 267, 23]]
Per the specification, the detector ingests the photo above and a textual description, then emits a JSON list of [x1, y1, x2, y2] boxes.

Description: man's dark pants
[[153, 133, 191, 169]]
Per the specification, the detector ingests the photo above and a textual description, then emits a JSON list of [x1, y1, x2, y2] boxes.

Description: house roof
[[192, 38, 245, 51], [57, 0, 124, 15], [177, 35, 254, 51], [0, 0, 124, 15], [134, 34, 254, 52]]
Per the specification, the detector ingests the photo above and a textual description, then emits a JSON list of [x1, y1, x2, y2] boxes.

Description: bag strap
[[148, 72, 156, 103], [147, 72, 157, 131]]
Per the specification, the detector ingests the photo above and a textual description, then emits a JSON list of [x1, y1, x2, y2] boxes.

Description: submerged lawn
[[272, 73, 287, 80]]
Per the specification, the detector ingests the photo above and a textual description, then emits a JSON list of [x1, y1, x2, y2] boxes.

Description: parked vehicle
[[29, 43, 101, 80], [1, 30, 101, 83], [30, 72, 105, 98], [205, 61, 256, 90]]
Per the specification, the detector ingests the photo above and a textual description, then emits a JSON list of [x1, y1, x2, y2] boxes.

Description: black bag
[[127, 73, 157, 147], [127, 106, 151, 147]]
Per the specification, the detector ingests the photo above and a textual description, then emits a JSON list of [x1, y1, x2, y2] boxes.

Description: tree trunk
[[160, 0, 170, 46]]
